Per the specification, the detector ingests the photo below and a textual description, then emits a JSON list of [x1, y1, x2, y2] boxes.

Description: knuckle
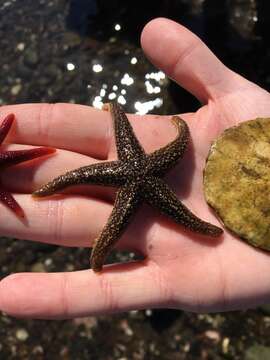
[[98, 275, 119, 313], [45, 198, 65, 244], [37, 102, 62, 143], [150, 260, 174, 305], [60, 272, 71, 318]]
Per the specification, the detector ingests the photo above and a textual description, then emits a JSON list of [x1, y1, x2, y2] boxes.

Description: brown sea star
[[33, 103, 223, 272], [0, 113, 55, 218]]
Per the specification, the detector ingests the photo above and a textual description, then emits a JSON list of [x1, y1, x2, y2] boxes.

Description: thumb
[[141, 18, 245, 104]]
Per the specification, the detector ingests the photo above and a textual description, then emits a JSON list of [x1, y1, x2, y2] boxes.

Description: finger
[[0, 144, 99, 193], [0, 194, 112, 247], [0, 191, 155, 252], [0, 103, 110, 159], [0, 261, 170, 318], [0, 103, 191, 161], [141, 18, 244, 103], [0, 108, 189, 193]]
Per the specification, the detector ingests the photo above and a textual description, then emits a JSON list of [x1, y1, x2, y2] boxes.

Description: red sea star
[[0, 113, 55, 218]]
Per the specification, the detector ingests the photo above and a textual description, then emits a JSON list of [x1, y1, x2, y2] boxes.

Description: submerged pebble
[[16, 328, 29, 342]]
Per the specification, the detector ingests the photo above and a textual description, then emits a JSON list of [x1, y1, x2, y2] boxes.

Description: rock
[[10, 84, 22, 95], [119, 319, 133, 336], [16, 328, 29, 342], [62, 32, 82, 48], [38, 77, 51, 86], [31, 262, 46, 272], [222, 337, 230, 354], [24, 48, 39, 67], [245, 344, 270, 360], [204, 330, 220, 342], [44, 64, 62, 79], [204, 118, 270, 250], [16, 42, 25, 52], [260, 304, 270, 315], [17, 63, 33, 78]]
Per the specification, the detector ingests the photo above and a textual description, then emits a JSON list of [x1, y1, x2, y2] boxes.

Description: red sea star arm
[[90, 182, 142, 272], [0, 147, 55, 217], [104, 103, 146, 161], [0, 114, 15, 144], [143, 177, 223, 237], [0, 148, 56, 167], [0, 188, 24, 218], [147, 116, 189, 175]]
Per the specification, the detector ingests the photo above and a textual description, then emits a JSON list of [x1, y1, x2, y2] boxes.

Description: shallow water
[[0, 0, 270, 359]]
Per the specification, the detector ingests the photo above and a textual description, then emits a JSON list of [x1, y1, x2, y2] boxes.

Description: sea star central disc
[[33, 103, 223, 271]]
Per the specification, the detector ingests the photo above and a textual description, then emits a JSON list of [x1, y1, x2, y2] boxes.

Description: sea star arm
[[0, 114, 15, 144], [143, 177, 223, 237], [0, 114, 56, 217], [0, 187, 24, 218], [104, 103, 146, 161], [33, 161, 125, 197], [91, 182, 142, 272], [147, 116, 189, 175]]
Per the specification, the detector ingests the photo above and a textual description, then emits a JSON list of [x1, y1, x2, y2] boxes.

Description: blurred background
[[0, 0, 270, 359]]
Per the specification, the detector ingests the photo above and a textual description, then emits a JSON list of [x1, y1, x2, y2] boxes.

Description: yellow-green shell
[[204, 118, 270, 250]]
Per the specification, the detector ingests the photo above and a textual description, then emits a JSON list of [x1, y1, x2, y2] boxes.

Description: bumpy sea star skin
[[33, 103, 223, 272], [0, 113, 55, 218]]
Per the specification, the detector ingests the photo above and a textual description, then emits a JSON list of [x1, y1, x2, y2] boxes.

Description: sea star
[[33, 103, 223, 271], [0, 113, 55, 218]]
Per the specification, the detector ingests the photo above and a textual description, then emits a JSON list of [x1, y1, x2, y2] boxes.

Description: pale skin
[[0, 18, 270, 319]]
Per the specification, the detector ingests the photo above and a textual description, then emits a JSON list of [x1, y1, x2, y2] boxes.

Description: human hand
[[1, 18, 270, 319]]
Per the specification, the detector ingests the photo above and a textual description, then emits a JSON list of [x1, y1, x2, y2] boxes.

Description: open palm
[[1, 18, 270, 319]]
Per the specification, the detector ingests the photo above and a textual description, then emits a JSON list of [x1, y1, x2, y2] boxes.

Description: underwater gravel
[[1, 0, 270, 359]]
